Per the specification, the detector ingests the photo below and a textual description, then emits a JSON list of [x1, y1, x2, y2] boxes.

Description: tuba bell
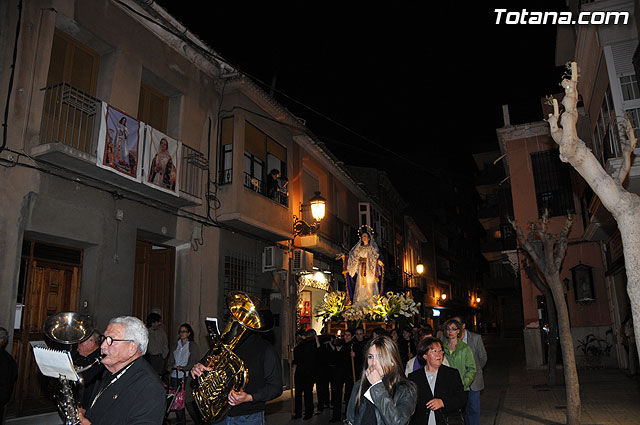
[[193, 291, 274, 423]]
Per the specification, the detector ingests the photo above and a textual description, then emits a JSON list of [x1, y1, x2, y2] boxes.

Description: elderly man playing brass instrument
[[79, 316, 165, 425]]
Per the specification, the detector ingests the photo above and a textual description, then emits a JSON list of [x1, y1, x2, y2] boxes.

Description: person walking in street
[[315, 330, 332, 414], [405, 326, 435, 376], [329, 332, 351, 422], [145, 312, 169, 375], [293, 329, 317, 419], [346, 336, 417, 425], [452, 316, 487, 425], [352, 326, 367, 379], [408, 337, 467, 425], [166, 323, 200, 425], [343, 329, 356, 407], [443, 319, 476, 395]]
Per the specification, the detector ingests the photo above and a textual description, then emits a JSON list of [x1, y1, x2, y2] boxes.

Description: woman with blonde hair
[[346, 335, 417, 425]]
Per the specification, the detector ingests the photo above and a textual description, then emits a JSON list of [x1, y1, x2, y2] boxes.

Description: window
[[47, 30, 100, 95], [138, 83, 168, 133], [219, 117, 233, 184], [626, 107, 640, 138], [531, 149, 575, 217], [43, 30, 100, 153], [222, 253, 261, 317], [621, 74, 640, 101], [243, 122, 287, 205]]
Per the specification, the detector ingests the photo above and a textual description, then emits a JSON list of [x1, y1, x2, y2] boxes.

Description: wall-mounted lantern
[[293, 191, 326, 236], [571, 263, 595, 305]]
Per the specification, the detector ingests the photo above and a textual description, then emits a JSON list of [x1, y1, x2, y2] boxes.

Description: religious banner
[[142, 127, 181, 195], [96, 103, 143, 181]]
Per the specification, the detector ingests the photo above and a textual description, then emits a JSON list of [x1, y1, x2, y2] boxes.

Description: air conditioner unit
[[262, 246, 287, 272], [292, 249, 313, 273]]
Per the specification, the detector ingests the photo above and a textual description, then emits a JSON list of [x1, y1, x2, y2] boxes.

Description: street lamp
[[309, 191, 326, 222], [476, 297, 481, 303], [293, 191, 326, 236], [440, 293, 447, 301], [416, 263, 424, 275]]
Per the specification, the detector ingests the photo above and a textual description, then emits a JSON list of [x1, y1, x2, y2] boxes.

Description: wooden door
[[133, 240, 175, 345], [13, 260, 80, 414]]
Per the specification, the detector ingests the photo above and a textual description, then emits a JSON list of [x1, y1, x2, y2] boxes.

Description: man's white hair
[[109, 316, 149, 355]]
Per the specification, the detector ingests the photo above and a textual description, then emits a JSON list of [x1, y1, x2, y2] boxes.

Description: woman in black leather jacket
[[346, 335, 417, 425]]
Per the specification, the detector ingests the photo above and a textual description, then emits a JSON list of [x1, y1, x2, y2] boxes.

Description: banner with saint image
[[96, 103, 143, 181], [142, 127, 181, 195]]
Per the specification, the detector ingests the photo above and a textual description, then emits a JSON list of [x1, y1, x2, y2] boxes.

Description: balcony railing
[[40, 82, 206, 201], [243, 172, 289, 207], [300, 209, 356, 249], [180, 144, 207, 199], [40, 82, 100, 154]]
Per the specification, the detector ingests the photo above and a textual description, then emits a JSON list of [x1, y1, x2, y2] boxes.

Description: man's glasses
[[100, 335, 134, 346]]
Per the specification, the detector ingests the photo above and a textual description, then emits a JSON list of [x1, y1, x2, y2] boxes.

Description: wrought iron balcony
[[35, 82, 206, 206]]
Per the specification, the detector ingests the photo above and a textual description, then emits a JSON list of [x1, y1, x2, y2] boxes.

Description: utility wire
[[1, 0, 22, 155]]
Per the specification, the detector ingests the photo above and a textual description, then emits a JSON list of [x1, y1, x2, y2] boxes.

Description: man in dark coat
[[328, 333, 351, 422], [0, 327, 18, 425], [191, 330, 282, 424], [80, 316, 165, 425], [72, 331, 105, 411], [293, 329, 317, 419]]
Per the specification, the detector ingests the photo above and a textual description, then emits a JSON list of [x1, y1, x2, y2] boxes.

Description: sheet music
[[205, 317, 220, 337], [32, 346, 79, 381]]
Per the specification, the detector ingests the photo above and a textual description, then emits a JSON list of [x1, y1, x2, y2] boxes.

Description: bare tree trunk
[[510, 214, 581, 425], [547, 273, 580, 424]]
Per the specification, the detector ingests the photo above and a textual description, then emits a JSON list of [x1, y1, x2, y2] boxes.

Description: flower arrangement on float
[[314, 290, 419, 328]]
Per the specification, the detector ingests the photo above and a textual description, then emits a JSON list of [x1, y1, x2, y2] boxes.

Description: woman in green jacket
[[443, 319, 476, 391]]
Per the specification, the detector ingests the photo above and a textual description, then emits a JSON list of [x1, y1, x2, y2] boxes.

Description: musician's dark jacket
[[85, 356, 165, 425], [202, 332, 282, 418], [408, 364, 467, 425]]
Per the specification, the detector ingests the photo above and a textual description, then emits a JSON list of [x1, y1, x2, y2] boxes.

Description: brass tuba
[[43, 312, 97, 425], [193, 292, 274, 423]]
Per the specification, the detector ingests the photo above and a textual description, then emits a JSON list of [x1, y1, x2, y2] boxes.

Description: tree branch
[[547, 97, 564, 145], [615, 117, 638, 184], [554, 214, 573, 269], [509, 218, 544, 270]]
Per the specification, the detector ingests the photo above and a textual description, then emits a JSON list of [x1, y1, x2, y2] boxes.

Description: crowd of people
[[1, 303, 489, 425], [293, 315, 487, 425]]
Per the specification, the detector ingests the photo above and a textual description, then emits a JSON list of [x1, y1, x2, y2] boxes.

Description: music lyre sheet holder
[[32, 346, 79, 381]]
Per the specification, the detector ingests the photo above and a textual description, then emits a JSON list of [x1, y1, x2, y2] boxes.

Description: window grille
[[531, 149, 575, 217], [223, 253, 261, 299]]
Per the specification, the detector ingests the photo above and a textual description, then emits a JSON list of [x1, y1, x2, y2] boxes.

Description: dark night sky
[[154, 0, 568, 198]]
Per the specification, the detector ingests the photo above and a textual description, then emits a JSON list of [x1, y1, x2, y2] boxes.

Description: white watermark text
[[495, 9, 629, 25]]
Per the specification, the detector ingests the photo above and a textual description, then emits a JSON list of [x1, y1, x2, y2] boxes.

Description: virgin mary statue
[[340, 226, 384, 305]]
